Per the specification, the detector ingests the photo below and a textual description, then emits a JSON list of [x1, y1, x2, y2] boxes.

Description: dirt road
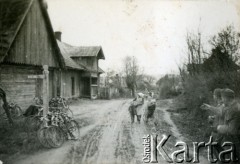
[[12, 99, 208, 164]]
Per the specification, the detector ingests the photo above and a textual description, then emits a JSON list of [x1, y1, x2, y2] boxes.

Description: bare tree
[[186, 31, 204, 75], [123, 56, 140, 97], [142, 74, 156, 90], [105, 69, 116, 87]]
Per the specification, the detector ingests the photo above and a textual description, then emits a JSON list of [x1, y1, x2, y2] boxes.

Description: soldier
[[201, 88, 225, 162], [217, 89, 240, 163], [201, 88, 225, 135]]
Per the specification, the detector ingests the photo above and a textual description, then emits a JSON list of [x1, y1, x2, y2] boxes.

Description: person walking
[[132, 93, 146, 123], [145, 92, 156, 123]]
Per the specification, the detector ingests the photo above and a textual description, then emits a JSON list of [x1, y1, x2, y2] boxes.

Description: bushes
[[157, 74, 182, 99], [181, 25, 240, 116], [181, 70, 240, 118], [0, 117, 42, 163], [182, 74, 211, 118]]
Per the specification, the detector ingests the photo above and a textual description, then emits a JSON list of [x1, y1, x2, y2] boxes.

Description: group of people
[[128, 92, 156, 124], [201, 88, 240, 162]]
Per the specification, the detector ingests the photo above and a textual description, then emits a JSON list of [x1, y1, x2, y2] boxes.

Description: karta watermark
[[142, 134, 238, 163]]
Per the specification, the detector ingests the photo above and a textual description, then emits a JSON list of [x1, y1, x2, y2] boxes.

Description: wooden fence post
[[43, 65, 49, 124]]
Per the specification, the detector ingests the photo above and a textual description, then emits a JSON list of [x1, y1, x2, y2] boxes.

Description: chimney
[[42, 0, 48, 9], [55, 31, 62, 41]]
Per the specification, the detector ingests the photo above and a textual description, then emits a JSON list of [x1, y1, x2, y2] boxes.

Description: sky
[[47, 0, 240, 78]]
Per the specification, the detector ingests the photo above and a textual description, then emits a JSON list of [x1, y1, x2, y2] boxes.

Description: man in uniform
[[201, 88, 225, 138], [201, 88, 226, 163], [217, 89, 240, 163]]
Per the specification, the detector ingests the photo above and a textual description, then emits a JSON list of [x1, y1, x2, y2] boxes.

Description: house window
[[92, 78, 98, 85], [71, 77, 75, 96]]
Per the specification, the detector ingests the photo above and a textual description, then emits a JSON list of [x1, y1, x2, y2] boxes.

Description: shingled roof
[[67, 45, 105, 59], [0, 0, 64, 67], [0, 0, 32, 62], [57, 40, 106, 71], [57, 40, 86, 70]]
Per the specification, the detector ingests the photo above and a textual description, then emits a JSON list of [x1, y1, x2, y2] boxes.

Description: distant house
[[202, 46, 240, 73], [99, 74, 129, 99], [187, 46, 240, 75], [56, 33, 105, 99], [100, 74, 127, 88], [0, 0, 64, 109]]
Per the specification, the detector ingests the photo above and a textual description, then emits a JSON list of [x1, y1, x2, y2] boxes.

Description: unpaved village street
[[13, 99, 208, 164], [0, 1, 238, 164]]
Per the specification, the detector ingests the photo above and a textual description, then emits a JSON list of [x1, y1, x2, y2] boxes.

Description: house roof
[[57, 40, 86, 70], [0, 0, 65, 67], [0, 0, 32, 62], [98, 67, 104, 74], [57, 40, 106, 72], [67, 45, 105, 60]]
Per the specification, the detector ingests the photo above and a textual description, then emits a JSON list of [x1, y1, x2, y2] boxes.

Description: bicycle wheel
[[37, 127, 52, 148], [67, 120, 80, 140], [45, 126, 65, 148]]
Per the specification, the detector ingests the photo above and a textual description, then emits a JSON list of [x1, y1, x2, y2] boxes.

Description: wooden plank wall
[[0, 65, 61, 111], [60, 70, 81, 98], [0, 65, 41, 110], [74, 57, 98, 71], [4, 0, 59, 68]]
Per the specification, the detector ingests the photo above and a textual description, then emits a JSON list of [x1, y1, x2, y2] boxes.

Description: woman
[[145, 92, 156, 123], [133, 93, 146, 123]]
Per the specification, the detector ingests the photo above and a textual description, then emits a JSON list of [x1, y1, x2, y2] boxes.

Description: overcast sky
[[47, 0, 240, 77]]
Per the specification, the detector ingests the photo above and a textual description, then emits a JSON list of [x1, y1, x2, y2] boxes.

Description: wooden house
[[56, 35, 85, 98], [0, 0, 64, 109], [71, 47, 105, 99], [0, 0, 106, 110], [56, 34, 105, 99]]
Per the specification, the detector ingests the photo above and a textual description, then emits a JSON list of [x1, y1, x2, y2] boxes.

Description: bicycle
[[37, 110, 80, 148], [49, 97, 73, 117]]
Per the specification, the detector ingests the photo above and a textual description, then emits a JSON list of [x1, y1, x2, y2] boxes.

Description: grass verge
[[0, 118, 43, 164]]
